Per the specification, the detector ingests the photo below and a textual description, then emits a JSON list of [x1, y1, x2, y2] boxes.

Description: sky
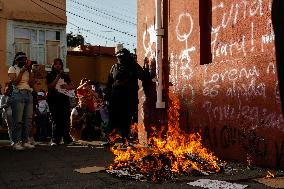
[[66, 0, 137, 52]]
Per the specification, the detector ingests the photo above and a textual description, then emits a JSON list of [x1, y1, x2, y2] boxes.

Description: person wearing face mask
[[7, 52, 35, 150], [104, 48, 150, 146]]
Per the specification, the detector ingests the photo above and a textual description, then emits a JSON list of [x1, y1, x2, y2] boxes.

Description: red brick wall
[[137, 0, 284, 169]]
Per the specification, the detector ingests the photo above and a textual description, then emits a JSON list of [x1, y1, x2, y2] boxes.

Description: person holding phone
[[46, 58, 74, 146], [7, 52, 35, 150]]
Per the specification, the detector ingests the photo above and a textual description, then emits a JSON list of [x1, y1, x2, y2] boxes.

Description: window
[[56, 31, 60, 40], [46, 31, 57, 41], [15, 28, 30, 39], [39, 30, 45, 45], [12, 24, 65, 68], [30, 30, 37, 43], [46, 41, 60, 66], [14, 38, 30, 56]]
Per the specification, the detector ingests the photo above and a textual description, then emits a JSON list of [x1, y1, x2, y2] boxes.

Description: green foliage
[[67, 33, 85, 47]]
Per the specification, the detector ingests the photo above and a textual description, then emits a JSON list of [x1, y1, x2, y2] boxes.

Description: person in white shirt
[[7, 52, 35, 150]]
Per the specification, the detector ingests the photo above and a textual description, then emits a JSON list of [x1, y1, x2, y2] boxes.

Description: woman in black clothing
[[46, 58, 74, 145]]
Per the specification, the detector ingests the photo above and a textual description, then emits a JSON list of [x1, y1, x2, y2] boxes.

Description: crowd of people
[[0, 47, 152, 150]]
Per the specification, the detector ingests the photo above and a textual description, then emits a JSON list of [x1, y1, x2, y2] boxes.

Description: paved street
[[0, 140, 283, 189]]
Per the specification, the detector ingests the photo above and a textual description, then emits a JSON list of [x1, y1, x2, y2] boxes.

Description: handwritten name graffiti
[[211, 0, 274, 60], [202, 125, 284, 168], [203, 100, 284, 130], [226, 78, 266, 99], [211, 0, 265, 34], [203, 66, 260, 86], [202, 63, 278, 99], [169, 13, 195, 104]]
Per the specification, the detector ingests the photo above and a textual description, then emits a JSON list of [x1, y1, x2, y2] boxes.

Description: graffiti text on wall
[[202, 125, 284, 168], [202, 62, 278, 101], [211, 0, 274, 61], [203, 100, 284, 130]]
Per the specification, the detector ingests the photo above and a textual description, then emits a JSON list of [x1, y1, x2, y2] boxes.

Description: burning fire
[[265, 171, 275, 178], [107, 92, 222, 181]]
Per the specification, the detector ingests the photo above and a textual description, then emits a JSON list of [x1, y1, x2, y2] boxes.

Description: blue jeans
[[11, 89, 33, 144]]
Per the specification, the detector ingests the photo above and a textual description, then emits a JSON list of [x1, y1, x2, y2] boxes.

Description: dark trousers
[[107, 95, 132, 142], [49, 104, 72, 144], [80, 111, 96, 141], [34, 114, 49, 141]]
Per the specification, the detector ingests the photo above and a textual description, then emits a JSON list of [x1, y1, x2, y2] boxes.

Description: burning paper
[[106, 170, 145, 181], [188, 179, 248, 189], [107, 92, 223, 181]]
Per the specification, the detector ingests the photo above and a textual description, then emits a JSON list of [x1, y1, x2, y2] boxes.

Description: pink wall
[[137, 0, 284, 169]]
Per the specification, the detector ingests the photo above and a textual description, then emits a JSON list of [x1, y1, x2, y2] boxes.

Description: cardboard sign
[[32, 64, 48, 92], [74, 166, 105, 174], [255, 177, 284, 188], [32, 64, 46, 79]]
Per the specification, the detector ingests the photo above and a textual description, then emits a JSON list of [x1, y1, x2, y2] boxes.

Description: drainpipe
[[155, 0, 165, 108]]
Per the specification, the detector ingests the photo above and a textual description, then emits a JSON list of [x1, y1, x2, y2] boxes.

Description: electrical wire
[[86, 0, 136, 20], [70, 0, 136, 26], [29, 0, 136, 48], [29, 0, 67, 23], [38, 0, 136, 38], [67, 18, 135, 47], [67, 2, 132, 27]]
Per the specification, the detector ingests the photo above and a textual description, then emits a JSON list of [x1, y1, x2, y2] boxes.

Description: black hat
[[115, 48, 130, 57]]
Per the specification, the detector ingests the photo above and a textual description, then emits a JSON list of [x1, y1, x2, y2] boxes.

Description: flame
[[265, 171, 275, 178], [108, 129, 122, 144], [107, 92, 222, 181]]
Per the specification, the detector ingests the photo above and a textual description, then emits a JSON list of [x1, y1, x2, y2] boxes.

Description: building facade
[[137, 0, 284, 169], [0, 0, 67, 86], [67, 45, 117, 87]]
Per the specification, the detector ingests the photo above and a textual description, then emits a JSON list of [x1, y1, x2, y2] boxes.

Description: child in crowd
[[70, 96, 89, 141], [76, 78, 101, 113], [71, 96, 105, 141], [34, 91, 50, 142], [70, 78, 104, 141]]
